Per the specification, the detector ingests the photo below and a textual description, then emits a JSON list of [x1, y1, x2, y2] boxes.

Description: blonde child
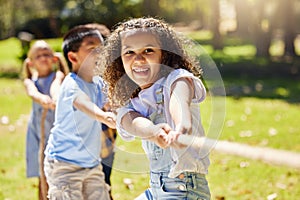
[[97, 17, 211, 200], [23, 40, 68, 199], [44, 24, 115, 199]]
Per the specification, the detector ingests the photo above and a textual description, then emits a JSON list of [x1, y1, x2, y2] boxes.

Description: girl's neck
[[140, 83, 154, 90], [36, 69, 53, 78]]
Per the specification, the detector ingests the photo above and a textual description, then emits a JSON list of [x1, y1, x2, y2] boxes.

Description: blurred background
[[0, 0, 299, 56], [0, 0, 299, 101]]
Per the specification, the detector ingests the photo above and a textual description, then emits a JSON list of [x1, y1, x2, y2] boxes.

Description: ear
[[52, 56, 59, 62], [67, 52, 78, 64], [25, 58, 34, 67]]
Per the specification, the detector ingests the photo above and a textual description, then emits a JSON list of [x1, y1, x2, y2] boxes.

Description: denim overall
[[26, 72, 56, 177], [137, 82, 211, 200]]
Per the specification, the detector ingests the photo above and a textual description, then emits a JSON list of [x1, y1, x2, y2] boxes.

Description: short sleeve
[[61, 74, 80, 111], [163, 69, 206, 128], [165, 69, 206, 103], [192, 77, 206, 103]]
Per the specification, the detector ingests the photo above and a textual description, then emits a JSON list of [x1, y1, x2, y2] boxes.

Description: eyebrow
[[82, 38, 102, 47], [122, 44, 157, 51]]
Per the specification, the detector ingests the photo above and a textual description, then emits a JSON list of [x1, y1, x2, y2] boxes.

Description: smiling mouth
[[133, 67, 149, 73]]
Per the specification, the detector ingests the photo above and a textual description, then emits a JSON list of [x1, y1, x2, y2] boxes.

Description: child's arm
[[50, 71, 65, 103], [23, 78, 55, 110], [121, 111, 171, 148], [169, 77, 194, 138], [73, 92, 116, 129]]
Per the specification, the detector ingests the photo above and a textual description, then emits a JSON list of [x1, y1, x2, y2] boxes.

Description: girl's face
[[121, 31, 162, 89], [31, 49, 54, 77]]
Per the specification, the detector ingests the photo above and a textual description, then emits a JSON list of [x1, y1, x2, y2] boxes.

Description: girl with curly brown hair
[[97, 17, 211, 200]]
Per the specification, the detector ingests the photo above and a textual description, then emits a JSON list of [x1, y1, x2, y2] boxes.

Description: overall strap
[[155, 85, 164, 115]]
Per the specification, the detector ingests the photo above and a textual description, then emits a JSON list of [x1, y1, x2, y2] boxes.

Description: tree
[[234, 0, 250, 37], [281, 0, 297, 56], [142, 0, 160, 17], [211, 0, 223, 50], [252, 0, 272, 57]]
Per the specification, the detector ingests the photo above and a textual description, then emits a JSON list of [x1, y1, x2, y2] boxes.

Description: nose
[[134, 53, 145, 62]]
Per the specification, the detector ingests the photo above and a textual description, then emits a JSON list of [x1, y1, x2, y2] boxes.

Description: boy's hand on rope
[[102, 111, 117, 129]]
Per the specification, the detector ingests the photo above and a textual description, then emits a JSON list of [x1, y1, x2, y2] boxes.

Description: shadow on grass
[[211, 55, 300, 103], [0, 55, 299, 103], [0, 68, 20, 79]]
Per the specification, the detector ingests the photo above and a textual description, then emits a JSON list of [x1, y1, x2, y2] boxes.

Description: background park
[[0, 0, 299, 199]]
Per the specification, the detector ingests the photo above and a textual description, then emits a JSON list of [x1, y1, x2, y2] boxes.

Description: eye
[[124, 50, 134, 55], [144, 48, 154, 53], [88, 45, 98, 51]]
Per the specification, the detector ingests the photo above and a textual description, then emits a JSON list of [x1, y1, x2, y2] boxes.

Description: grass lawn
[[0, 78, 299, 200]]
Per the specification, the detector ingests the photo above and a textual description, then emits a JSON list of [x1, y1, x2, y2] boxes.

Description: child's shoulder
[[166, 68, 195, 83], [165, 69, 206, 101], [61, 73, 77, 87]]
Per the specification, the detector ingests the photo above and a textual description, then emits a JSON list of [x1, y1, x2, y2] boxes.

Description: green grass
[[0, 38, 23, 72], [0, 79, 300, 200], [0, 78, 35, 199]]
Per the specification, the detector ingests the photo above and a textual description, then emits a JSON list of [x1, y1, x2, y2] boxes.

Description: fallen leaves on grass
[[267, 193, 277, 200], [123, 178, 134, 190]]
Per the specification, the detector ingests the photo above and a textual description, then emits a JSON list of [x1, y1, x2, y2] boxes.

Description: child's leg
[[82, 164, 110, 200], [101, 154, 115, 199], [44, 158, 84, 200], [101, 152, 115, 186]]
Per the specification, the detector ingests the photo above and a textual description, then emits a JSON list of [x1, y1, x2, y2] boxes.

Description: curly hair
[[96, 17, 202, 109]]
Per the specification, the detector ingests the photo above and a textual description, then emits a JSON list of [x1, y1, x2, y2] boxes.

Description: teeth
[[133, 68, 148, 72]]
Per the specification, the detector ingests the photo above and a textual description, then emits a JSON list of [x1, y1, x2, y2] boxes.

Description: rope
[[39, 108, 48, 200], [177, 135, 300, 169]]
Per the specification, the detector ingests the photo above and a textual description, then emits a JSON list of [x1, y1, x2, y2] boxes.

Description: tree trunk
[[253, 1, 271, 57], [234, 0, 250, 37], [282, 0, 296, 56], [142, 0, 160, 17], [211, 0, 223, 50]]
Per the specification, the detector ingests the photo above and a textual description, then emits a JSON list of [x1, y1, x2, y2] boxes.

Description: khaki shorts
[[44, 158, 110, 200]]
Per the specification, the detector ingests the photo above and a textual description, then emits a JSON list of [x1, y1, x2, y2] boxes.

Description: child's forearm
[[121, 111, 170, 147], [74, 95, 103, 120], [73, 94, 116, 128], [121, 111, 156, 138], [24, 79, 48, 104], [24, 78, 38, 98]]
